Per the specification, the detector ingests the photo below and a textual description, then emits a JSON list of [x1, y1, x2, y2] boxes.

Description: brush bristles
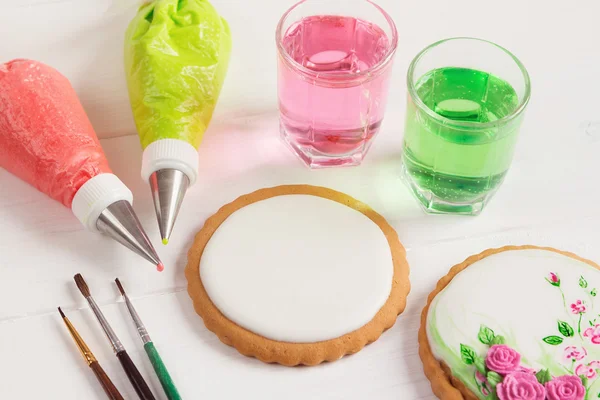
[[115, 278, 125, 296], [58, 307, 66, 318], [74, 274, 91, 297]]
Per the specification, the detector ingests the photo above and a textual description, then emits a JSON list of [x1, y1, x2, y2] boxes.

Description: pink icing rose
[[584, 324, 600, 344], [575, 362, 600, 379], [564, 346, 588, 361], [486, 345, 521, 374], [497, 372, 546, 400], [546, 273, 560, 286], [476, 371, 487, 383], [545, 375, 585, 400], [571, 300, 587, 314]]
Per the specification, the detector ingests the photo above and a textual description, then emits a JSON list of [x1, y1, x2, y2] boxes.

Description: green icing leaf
[[592, 288, 597, 297], [536, 369, 552, 385], [580, 276, 589, 288], [543, 335, 564, 345], [558, 320, 575, 337], [580, 376, 589, 387], [487, 371, 502, 387], [478, 325, 496, 345], [591, 321, 595, 327], [460, 344, 476, 365], [491, 335, 506, 345], [474, 356, 487, 375]]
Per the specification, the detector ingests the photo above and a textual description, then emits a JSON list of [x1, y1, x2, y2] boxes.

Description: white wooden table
[[1, 0, 599, 398]]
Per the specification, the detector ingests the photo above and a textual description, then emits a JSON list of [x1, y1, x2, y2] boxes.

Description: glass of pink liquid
[[276, 0, 398, 168]]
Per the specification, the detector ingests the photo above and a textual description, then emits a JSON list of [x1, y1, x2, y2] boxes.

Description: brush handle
[[89, 361, 125, 400], [144, 342, 182, 400], [116, 350, 156, 400]]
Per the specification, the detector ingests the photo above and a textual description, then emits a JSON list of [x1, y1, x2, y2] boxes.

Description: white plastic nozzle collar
[[141, 139, 199, 185], [71, 173, 134, 232]]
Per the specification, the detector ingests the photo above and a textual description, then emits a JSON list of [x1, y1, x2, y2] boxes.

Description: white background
[[0, 0, 599, 398]]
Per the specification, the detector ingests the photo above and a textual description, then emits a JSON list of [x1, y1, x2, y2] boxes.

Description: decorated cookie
[[420, 245, 600, 400], [185, 185, 410, 366]]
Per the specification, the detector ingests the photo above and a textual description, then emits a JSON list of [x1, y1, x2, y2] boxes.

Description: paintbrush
[[58, 307, 125, 400], [74, 274, 157, 400], [116, 278, 182, 400]]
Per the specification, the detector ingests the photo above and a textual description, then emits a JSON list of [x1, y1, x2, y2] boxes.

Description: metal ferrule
[[124, 294, 152, 345], [87, 296, 125, 353], [63, 317, 97, 365]]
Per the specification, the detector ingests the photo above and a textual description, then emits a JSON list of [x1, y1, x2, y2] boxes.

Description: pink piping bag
[[0, 59, 163, 271]]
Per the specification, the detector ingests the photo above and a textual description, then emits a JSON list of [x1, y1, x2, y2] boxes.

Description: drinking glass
[[276, 0, 398, 168], [401, 37, 531, 215]]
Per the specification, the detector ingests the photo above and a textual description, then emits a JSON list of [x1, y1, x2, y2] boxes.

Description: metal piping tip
[[96, 200, 162, 268], [149, 169, 189, 244]]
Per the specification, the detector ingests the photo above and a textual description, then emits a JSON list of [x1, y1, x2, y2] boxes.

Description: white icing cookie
[[185, 185, 410, 366], [424, 247, 600, 400], [200, 194, 394, 343]]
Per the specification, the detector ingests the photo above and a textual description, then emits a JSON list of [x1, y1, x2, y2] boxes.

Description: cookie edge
[[418, 245, 600, 400], [184, 184, 411, 366]]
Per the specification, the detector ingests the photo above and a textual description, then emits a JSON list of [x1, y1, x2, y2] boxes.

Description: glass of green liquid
[[401, 37, 531, 215]]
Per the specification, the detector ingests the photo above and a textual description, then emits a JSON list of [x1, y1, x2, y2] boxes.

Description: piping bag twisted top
[[124, 0, 232, 150]]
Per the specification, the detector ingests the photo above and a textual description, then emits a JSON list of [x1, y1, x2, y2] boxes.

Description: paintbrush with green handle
[[115, 278, 182, 400]]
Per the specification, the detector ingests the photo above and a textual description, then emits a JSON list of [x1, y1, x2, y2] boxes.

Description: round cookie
[[420, 245, 600, 400], [185, 185, 410, 366]]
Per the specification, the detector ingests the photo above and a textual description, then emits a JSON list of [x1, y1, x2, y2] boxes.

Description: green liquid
[[402, 67, 523, 211]]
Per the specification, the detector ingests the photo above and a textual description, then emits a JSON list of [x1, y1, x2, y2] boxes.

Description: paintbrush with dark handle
[[74, 273, 156, 400]]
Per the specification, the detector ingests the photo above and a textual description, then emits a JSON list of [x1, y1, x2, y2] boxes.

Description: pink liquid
[[278, 15, 393, 166]]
